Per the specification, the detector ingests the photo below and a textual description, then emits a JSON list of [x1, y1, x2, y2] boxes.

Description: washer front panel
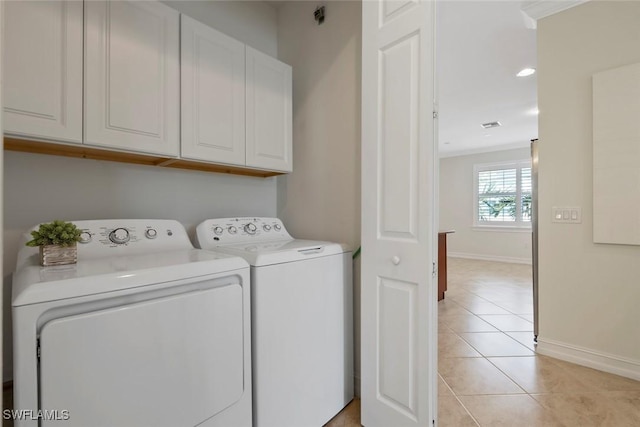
[[250, 253, 354, 427]]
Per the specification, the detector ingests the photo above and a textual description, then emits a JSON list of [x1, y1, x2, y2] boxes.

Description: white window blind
[[474, 160, 532, 227]]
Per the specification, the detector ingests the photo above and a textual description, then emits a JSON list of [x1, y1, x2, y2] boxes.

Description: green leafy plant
[[25, 220, 82, 247]]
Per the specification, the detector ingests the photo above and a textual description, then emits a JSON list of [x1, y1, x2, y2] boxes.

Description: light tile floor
[[328, 257, 640, 427]]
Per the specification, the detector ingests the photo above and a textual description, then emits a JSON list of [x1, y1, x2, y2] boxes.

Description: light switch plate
[[552, 207, 582, 224]]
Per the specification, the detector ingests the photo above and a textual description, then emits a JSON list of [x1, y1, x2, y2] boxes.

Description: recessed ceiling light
[[517, 68, 536, 77]]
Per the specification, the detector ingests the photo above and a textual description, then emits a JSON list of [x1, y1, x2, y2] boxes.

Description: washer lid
[[12, 249, 248, 307], [209, 239, 351, 267]]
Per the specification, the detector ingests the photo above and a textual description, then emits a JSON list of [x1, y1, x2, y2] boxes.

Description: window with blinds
[[474, 160, 532, 227]]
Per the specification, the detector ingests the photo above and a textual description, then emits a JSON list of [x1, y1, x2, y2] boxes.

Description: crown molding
[[439, 141, 531, 159], [521, 0, 591, 28]]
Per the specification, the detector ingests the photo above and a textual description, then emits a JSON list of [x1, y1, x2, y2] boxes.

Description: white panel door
[[246, 46, 292, 172], [84, 0, 179, 156], [40, 284, 245, 427], [181, 15, 246, 165], [3, 0, 83, 143], [361, 1, 437, 426]]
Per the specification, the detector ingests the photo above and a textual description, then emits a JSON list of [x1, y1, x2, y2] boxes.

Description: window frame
[[473, 159, 532, 230]]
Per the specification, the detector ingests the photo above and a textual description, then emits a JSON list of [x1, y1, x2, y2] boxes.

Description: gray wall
[[3, 0, 279, 381], [276, 0, 362, 394], [163, 0, 277, 57]]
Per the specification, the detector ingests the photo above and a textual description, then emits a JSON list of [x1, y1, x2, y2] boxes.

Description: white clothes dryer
[[12, 220, 252, 427], [195, 217, 354, 427]]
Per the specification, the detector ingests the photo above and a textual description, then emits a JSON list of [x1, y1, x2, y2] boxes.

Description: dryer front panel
[[39, 281, 246, 427]]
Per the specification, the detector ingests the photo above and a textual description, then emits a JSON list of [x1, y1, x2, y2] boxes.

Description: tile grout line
[[439, 373, 482, 427], [454, 330, 534, 357], [460, 310, 532, 396]]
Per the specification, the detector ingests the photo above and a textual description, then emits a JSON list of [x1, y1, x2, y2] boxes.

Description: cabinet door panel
[[181, 15, 245, 165], [85, 1, 179, 156], [3, 0, 83, 143], [246, 47, 292, 172]]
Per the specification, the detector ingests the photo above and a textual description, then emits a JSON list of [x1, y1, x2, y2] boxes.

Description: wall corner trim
[[522, 0, 590, 23], [536, 338, 640, 381]]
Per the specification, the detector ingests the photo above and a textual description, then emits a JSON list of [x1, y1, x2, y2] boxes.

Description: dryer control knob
[[245, 223, 257, 235], [263, 224, 272, 231], [145, 229, 157, 239], [213, 226, 224, 235], [228, 226, 238, 234], [109, 228, 130, 244], [274, 224, 282, 231], [79, 231, 92, 244]]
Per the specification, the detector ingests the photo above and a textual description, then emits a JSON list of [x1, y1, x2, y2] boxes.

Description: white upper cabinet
[[84, 1, 180, 156], [3, 0, 83, 143], [180, 15, 246, 165], [245, 47, 293, 172], [3, 1, 292, 174]]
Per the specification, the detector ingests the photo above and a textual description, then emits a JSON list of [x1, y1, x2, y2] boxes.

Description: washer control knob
[[145, 229, 157, 239], [274, 223, 282, 231], [213, 226, 224, 235], [263, 224, 272, 232], [244, 223, 257, 235], [79, 231, 92, 244], [228, 226, 238, 234], [109, 228, 130, 244]]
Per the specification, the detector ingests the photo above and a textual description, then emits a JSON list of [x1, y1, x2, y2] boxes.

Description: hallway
[[438, 258, 640, 426]]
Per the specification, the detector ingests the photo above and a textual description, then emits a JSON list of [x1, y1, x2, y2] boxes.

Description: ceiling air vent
[[481, 121, 502, 129]]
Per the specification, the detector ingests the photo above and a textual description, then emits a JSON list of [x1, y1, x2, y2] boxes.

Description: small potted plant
[[26, 220, 82, 266]]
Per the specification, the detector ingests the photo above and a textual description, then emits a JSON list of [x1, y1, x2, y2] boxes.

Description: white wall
[[163, 0, 277, 56], [439, 148, 533, 264], [276, 1, 362, 393], [537, 1, 640, 379], [3, 0, 279, 382]]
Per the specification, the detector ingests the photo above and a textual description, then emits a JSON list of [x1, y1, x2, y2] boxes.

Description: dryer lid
[[195, 217, 351, 266], [208, 239, 351, 267]]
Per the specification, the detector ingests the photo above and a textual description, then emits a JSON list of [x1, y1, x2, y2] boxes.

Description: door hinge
[[37, 339, 41, 361], [432, 262, 437, 278], [433, 111, 438, 119]]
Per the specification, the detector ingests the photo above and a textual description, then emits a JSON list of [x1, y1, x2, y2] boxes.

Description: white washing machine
[[12, 219, 252, 427], [195, 217, 354, 427]]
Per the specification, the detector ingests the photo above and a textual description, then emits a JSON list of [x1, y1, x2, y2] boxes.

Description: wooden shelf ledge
[[4, 137, 283, 178]]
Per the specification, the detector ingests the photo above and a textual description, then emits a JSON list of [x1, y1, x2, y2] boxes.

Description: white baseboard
[[449, 251, 532, 265], [537, 337, 640, 381]]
